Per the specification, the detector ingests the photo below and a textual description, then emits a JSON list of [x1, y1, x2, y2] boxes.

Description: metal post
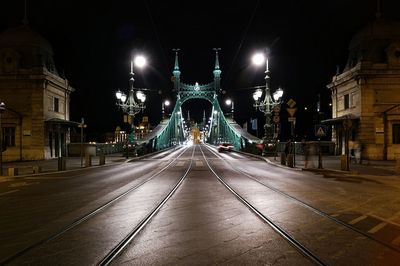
[[79, 118, 86, 167], [0, 101, 6, 176]]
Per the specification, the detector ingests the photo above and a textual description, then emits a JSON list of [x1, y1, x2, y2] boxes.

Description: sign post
[[315, 124, 327, 169], [286, 99, 297, 167], [78, 118, 87, 167]]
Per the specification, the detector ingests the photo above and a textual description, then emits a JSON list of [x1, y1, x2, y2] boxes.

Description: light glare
[[252, 53, 265, 66], [134, 55, 146, 68]]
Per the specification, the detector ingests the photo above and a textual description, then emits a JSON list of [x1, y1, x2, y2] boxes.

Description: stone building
[[326, 16, 400, 160], [0, 23, 77, 161]]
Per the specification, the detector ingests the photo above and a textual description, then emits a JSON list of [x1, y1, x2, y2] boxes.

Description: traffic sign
[[315, 125, 327, 137], [272, 105, 281, 113], [288, 117, 296, 122], [273, 116, 280, 123], [287, 98, 296, 108], [286, 107, 297, 117]]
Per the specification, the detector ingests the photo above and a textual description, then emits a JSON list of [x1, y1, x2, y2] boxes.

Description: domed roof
[[344, 18, 400, 70], [0, 24, 54, 54], [0, 24, 58, 74]]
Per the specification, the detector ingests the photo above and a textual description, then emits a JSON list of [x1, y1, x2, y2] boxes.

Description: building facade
[[0, 23, 77, 161], [327, 18, 400, 160]]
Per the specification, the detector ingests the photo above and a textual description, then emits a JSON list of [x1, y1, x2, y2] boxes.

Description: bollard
[[85, 154, 92, 167], [340, 154, 349, 171], [33, 166, 41, 174], [99, 154, 106, 165], [8, 167, 18, 176], [280, 153, 286, 165], [287, 154, 294, 168], [58, 157, 66, 171]]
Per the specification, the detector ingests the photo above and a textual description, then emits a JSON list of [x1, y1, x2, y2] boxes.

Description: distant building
[[326, 17, 400, 160], [0, 23, 78, 161]]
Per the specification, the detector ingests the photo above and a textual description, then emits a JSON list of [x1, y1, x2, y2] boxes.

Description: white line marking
[[368, 222, 387, 234], [0, 189, 19, 196], [349, 215, 368, 225], [176, 161, 185, 167], [195, 161, 204, 167]]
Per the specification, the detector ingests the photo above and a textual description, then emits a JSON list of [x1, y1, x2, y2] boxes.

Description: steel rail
[[199, 145, 326, 266], [204, 144, 400, 254], [1, 146, 191, 265], [98, 145, 196, 265]]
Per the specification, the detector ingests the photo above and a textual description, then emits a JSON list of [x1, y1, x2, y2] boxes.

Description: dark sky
[[2, 0, 400, 140]]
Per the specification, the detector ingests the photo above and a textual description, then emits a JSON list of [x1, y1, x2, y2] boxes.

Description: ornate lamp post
[[115, 55, 147, 132], [116, 56, 147, 157], [162, 100, 170, 120], [252, 48, 284, 153], [225, 99, 234, 119]]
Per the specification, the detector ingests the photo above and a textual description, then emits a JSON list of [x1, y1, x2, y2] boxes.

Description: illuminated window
[[393, 124, 400, 144]]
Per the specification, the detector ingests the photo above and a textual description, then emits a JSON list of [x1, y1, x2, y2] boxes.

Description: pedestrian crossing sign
[[315, 125, 327, 137]]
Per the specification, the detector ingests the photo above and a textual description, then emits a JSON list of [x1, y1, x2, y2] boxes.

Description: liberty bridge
[[137, 48, 260, 152]]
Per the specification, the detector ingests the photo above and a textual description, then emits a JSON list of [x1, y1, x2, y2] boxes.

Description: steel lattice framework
[[140, 49, 260, 152]]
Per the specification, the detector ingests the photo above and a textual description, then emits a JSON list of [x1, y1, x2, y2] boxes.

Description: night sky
[[2, 0, 400, 141]]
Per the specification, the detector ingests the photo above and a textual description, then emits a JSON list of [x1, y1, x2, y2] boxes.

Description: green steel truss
[[141, 49, 260, 151]]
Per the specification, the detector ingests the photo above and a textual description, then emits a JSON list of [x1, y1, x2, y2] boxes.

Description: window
[[54, 97, 59, 112], [393, 124, 400, 144], [3, 127, 15, 147], [344, 94, 350, 109]]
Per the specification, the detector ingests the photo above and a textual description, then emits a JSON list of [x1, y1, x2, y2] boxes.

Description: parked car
[[218, 143, 234, 152]]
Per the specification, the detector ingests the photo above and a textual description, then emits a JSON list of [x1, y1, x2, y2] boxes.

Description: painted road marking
[[349, 215, 368, 225], [0, 189, 19, 196], [367, 222, 387, 234], [176, 161, 185, 167], [195, 161, 204, 167]]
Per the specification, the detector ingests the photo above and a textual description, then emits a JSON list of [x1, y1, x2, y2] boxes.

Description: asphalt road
[[1, 144, 400, 265]]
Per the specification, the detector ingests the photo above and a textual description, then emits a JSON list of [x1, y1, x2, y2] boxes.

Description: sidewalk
[[266, 154, 399, 177], [1, 153, 128, 177]]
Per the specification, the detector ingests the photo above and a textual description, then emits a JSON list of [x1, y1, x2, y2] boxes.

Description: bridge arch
[[140, 49, 261, 152]]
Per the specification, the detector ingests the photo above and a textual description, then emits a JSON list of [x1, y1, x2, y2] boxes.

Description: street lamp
[[225, 99, 234, 119], [252, 48, 284, 151], [0, 101, 5, 175], [162, 100, 170, 119], [116, 55, 147, 158], [115, 55, 147, 132]]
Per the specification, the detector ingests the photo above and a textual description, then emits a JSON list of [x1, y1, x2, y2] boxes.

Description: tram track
[[199, 145, 327, 265], [1, 146, 195, 265], [203, 144, 400, 254]]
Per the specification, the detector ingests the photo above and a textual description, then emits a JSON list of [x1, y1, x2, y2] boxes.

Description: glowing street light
[[162, 100, 170, 119], [115, 55, 147, 156], [252, 48, 284, 152], [225, 99, 234, 119]]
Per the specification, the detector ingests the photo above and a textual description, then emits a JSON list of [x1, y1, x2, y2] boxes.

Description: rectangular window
[[3, 127, 16, 147], [54, 97, 59, 112], [393, 124, 400, 144], [344, 94, 350, 109]]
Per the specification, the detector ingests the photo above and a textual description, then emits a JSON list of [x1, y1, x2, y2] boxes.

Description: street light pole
[[79, 117, 87, 167], [252, 48, 283, 155], [0, 101, 5, 175], [162, 100, 170, 120], [225, 99, 234, 119], [116, 55, 147, 157]]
